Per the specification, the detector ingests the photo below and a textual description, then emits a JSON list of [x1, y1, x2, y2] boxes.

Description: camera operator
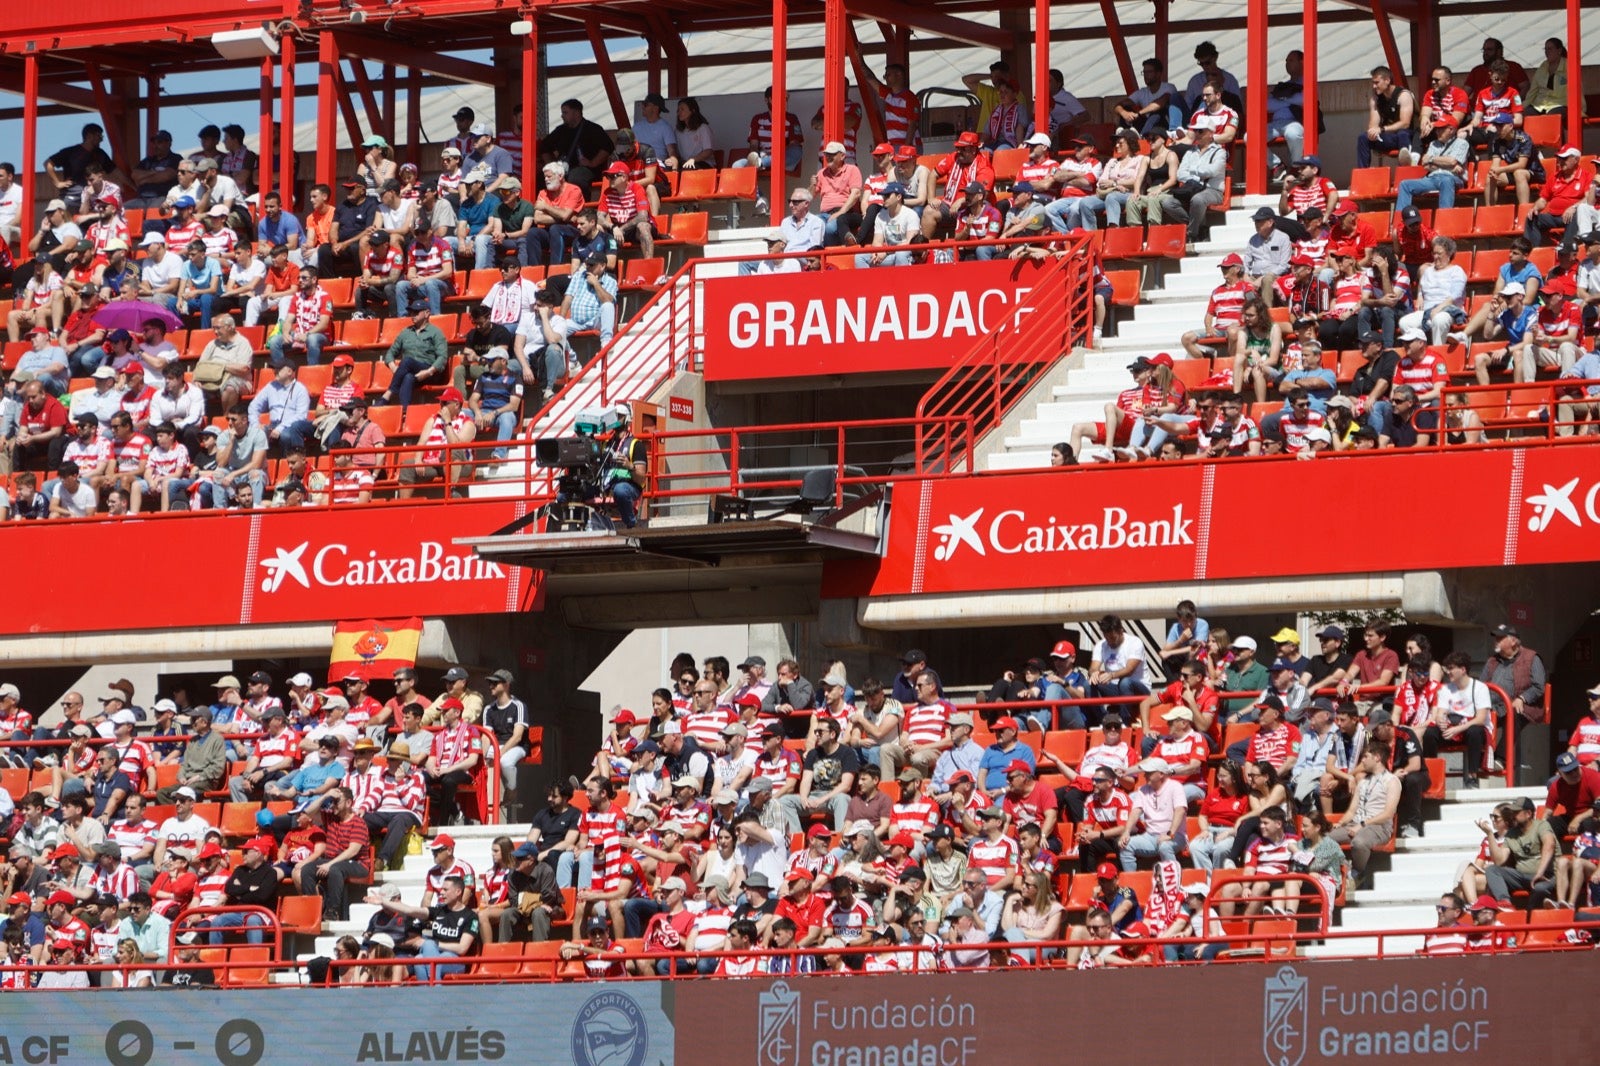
[[553, 403, 646, 529]]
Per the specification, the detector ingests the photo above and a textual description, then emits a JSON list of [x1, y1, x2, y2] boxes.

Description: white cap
[[110, 709, 138, 726], [1137, 757, 1171, 774], [659, 720, 682, 735], [822, 141, 846, 155], [207, 204, 230, 217], [289, 672, 314, 688], [0, 683, 18, 701], [1398, 326, 1427, 342], [1231, 635, 1258, 651], [1305, 426, 1333, 444], [1499, 281, 1526, 296], [139, 232, 167, 247], [92, 366, 118, 379], [1024, 133, 1053, 147]]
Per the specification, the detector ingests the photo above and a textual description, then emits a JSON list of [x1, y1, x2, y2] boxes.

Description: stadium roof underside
[[0, 0, 1588, 225]]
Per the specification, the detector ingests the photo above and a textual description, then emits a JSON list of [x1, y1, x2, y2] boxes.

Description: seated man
[[596, 163, 654, 260], [397, 387, 476, 498], [1180, 253, 1253, 359], [394, 218, 456, 315], [854, 183, 918, 268], [208, 405, 268, 509], [248, 364, 315, 456], [562, 254, 619, 348], [1460, 280, 1537, 385], [529, 161, 583, 267], [267, 269, 333, 368], [734, 88, 804, 174], [1394, 118, 1469, 213], [986, 182, 1048, 259], [352, 231, 402, 319], [468, 348, 525, 461]]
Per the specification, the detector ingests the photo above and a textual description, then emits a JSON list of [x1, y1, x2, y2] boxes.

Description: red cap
[[888, 832, 916, 850], [1096, 862, 1120, 879], [439, 386, 465, 404], [604, 160, 632, 176], [1050, 640, 1076, 659], [49, 844, 79, 864], [5, 892, 29, 907], [1290, 253, 1316, 267], [1149, 353, 1174, 369], [1543, 275, 1576, 297], [1005, 758, 1034, 777], [50, 937, 75, 952], [1556, 144, 1583, 159], [46, 889, 76, 908], [1469, 894, 1503, 912], [242, 836, 276, 856], [438, 697, 465, 712], [894, 146, 918, 162], [1332, 200, 1358, 216], [342, 179, 364, 188], [871, 142, 894, 157], [1218, 252, 1244, 268], [197, 842, 225, 861], [330, 354, 355, 368], [1327, 241, 1357, 259], [612, 709, 637, 725], [806, 824, 832, 840], [948, 770, 975, 785], [429, 833, 457, 851], [735, 692, 762, 708], [954, 131, 980, 148], [1433, 114, 1458, 128], [993, 716, 1020, 732]]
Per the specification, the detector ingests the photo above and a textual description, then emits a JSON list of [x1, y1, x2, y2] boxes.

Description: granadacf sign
[[699, 259, 1057, 380], [676, 952, 1594, 1066]]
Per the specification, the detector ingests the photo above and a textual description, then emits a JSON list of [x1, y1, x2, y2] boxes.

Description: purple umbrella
[[91, 300, 184, 334]]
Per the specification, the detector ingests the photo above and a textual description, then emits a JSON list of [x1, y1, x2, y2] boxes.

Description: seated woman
[[1000, 870, 1064, 963]]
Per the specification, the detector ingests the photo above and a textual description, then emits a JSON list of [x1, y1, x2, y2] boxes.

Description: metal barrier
[[915, 232, 1097, 473]]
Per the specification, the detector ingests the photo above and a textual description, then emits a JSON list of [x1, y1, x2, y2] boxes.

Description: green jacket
[[383, 322, 448, 371]]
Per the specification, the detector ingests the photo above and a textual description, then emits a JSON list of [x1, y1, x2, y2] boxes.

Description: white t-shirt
[[676, 123, 714, 163], [49, 480, 98, 517], [0, 183, 21, 233], [1434, 679, 1492, 724], [1416, 264, 1467, 311], [142, 253, 185, 292], [873, 207, 918, 247], [1093, 636, 1146, 686], [227, 258, 267, 295], [156, 814, 211, 850]]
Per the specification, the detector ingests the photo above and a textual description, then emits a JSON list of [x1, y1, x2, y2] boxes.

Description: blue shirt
[[1497, 306, 1538, 345], [1499, 260, 1542, 292], [978, 742, 1035, 792], [459, 195, 494, 238], [566, 271, 618, 330], [257, 211, 304, 249], [473, 369, 521, 413], [1165, 617, 1212, 648], [1278, 368, 1339, 412], [248, 378, 311, 429], [286, 756, 345, 796], [183, 256, 221, 289]]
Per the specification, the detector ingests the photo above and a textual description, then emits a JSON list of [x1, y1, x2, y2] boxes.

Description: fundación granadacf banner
[[698, 259, 1060, 381]]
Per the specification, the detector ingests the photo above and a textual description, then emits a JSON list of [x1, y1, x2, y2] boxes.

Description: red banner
[[851, 444, 1599, 597], [699, 259, 1055, 381], [0, 500, 529, 636]]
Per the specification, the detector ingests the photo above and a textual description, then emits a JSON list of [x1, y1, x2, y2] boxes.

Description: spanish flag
[[329, 617, 424, 682]]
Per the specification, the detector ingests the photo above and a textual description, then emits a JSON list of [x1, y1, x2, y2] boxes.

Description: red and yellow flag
[[329, 617, 423, 682]]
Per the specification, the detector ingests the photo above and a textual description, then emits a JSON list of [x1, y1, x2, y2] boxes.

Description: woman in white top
[[674, 98, 717, 170], [1524, 38, 1570, 114], [697, 825, 742, 892], [110, 939, 155, 988], [1399, 234, 1468, 344]]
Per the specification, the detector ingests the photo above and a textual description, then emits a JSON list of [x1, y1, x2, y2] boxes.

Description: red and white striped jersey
[[114, 740, 154, 784], [144, 444, 190, 480], [1327, 274, 1366, 319], [1424, 925, 1471, 955], [254, 728, 299, 770], [667, 800, 712, 841], [1084, 789, 1131, 831], [599, 182, 650, 226], [1017, 159, 1059, 198], [345, 694, 382, 730], [1536, 301, 1583, 340], [319, 380, 360, 411], [1155, 734, 1209, 782], [1394, 679, 1442, 731], [480, 863, 511, 905], [200, 227, 237, 260], [1570, 717, 1600, 764], [92, 862, 140, 901], [1246, 724, 1302, 768], [1244, 833, 1302, 875], [684, 708, 737, 750], [811, 101, 863, 159], [112, 432, 151, 473], [580, 805, 627, 884], [862, 171, 890, 207], [746, 110, 803, 154], [381, 772, 428, 817], [496, 132, 523, 177], [363, 245, 403, 279], [1187, 104, 1239, 136], [88, 217, 130, 255], [943, 788, 991, 831], [900, 703, 950, 747], [407, 237, 453, 278], [109, 817, 158, 857], [1282, 177, 1337, 216], [287, 289, 333, 335], [967, 834, 1018, 885], [1205, 280, 1255, 330], [429, 719, 478, 766], [345, 764, 387, 815], [331, 467, 374, 504], [164, 220, 204, 250], [427, 859, 477, 898], [755, 749, 801, 790], [877, 86, 921, 148], [890, 797, 940, 838], [822, 898, 872, 940], [196, 864, 232, 907]]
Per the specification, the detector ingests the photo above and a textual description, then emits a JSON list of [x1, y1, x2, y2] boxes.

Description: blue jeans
[[70, 342, 107, 376], [1355, 130, 1413, 168], [474, 232, 525, 270], [1090, 678, 1149, 726], [269, 331, 328, 367], [1045, 197, 1094, 233], [1121, 828, 1185, 870], [396, 277, 453, 316], [209, 469, 268, 509], [387, 355, 438, 407], [526, 225, 577, 267], [165, 477, 211, 510], [274, 419, 316, 453], [622, 898, 663, 938], [973, 244, 1004, 261], [485, 407, 519, 459], [189, 293, 215, 328], [855, 250, 912, 267], [822, 212, 861, 246], [207, 911, 265, 945], [1394, 172, 1462, 212], [1104, 191, 1132, 228], [608, 478, 641, 528], [411, 939, 466, 982], [553, 850, 576, 888]]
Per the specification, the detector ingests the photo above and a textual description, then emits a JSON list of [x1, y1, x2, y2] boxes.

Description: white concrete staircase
[[1306, 782, 1545, 959], [986, 196, 1275, 472]]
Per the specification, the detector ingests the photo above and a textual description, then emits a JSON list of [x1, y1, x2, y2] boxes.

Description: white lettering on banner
[[726, 287, 1033, 350], [931, 505, 1194, 562], [260, 540, 505, 592]]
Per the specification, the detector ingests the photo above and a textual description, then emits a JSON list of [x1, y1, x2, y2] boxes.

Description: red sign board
[[847, 445, 1597, 598], [668, 395, 695, 421], [699, 259, 1056, 381], [1, 500, 529, 637]]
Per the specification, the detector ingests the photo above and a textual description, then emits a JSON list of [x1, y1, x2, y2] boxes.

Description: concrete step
[[1334, 903, 1436, 929], [987, 450, 1052, 471], [1303, 935, 1420, 959], [1365, 871, 1460, 901]]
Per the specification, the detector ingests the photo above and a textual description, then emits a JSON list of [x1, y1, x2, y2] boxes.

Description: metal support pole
[[823, 0, 845, 143], [1097, 0, 1137, 96], [772, 0, 789, 223], [260, 57, 275, 212], [280, 34, 297, 210], [1153, 0, 1168, 71], [1302, 0, 1319, 155], [317, 31, 338, 188], [522, 23, 539, 189], [407, 68, 422, 166], [1245, 0, 1268, 194], [21, 55, 37, 239], [1566, 0, 1582, 146], [1034, 0, 1052, 137]]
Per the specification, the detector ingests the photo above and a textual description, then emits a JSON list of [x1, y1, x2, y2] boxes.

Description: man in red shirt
[[597, 162, 655, 259], [530, 161, 584, 267], [1523, 274, 1582, 380], [1525, 146, 1592, 247], [1464, 38, 1529, 98], [4, 381, 70, 472], [1546, 751, 1600, 839], [1328, 201, 1376, 266], [920, 131, 994, 241], [1420, 67, 1471, 141], [1001, 761, 1056, 841]]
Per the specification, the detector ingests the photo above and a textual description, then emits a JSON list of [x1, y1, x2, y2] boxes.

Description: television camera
[[535, 404, 631, 532]]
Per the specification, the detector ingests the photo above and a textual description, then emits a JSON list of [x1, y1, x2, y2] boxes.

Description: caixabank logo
[[259, 539, 506, 592], [930, 504, 1195, 562]]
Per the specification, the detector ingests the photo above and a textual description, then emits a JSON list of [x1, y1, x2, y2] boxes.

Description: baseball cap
[[1557, 144, 1582, 159], [1332, 200, 1358, 216], [822, 141, 846, 155], [440, 386, 465, 404], [206, 204, 230, 217], [847, 819, 876, 838], [604, 161, 632, 176], [1270, 659, 1298, 672], [248, 670, 272, 686], [882, 181, 907, 197], [443, 666, 469, 682], [1315, 625, 1346, 641], [1011, 182, 1035, 196], [44, 198, 67, 213], [1138, 757, 1171, 774], [1490, 623, 1519, 638], [1399, 206, 1422, 225], [1556, 751, 1580, 774], [947, 713, 973, 728], [954, 131, 981, 148], [1219, 252, 1244, 268], [329, 355, 355, 370], [870, 142, 894, 157], [1162, 706, 1194, 722], [153, 698, 178, 716], [1005, 759, 1033, 777], [1231, 636, 1257, 651], [1399, 326, 1428, 342], [948, 770, 976, 786], [1309, 696, 1338, 715], [1270, 628, 1300, 644], [1468, 894, 1502, 913], [1024, 132, 1052, 147], [110, 709, 137, 726], [1289, 253, 1315, 268], [737, 655, 766, 670], [963, 181, 986, 196], [197, 842, 225, 861], [213, 674, 242, 690], [978, 806, 1004, 820], [1251, 206, 1277, 222], [429, 834, 456, 852], [894, 145, 918, 162], [1096, 862, 1119, 879], [174, 786, 198, 800], [993, 716, 1020, 732], [1050, 640, 1076, 659], [672, 775, 700, 790], [1586, 682, 1600, 698]]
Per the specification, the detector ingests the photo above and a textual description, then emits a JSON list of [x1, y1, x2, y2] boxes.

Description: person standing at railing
[[1481, 623, 1545, 769]]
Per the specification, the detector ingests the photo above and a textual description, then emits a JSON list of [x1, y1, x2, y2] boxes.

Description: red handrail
[[915, 233, 1097, 474]]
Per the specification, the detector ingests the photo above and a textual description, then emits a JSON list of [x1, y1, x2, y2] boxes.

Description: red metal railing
[[643, 415, 973, 520], [3, 917, 1595, 988], [915, 232, 1097, 473]]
